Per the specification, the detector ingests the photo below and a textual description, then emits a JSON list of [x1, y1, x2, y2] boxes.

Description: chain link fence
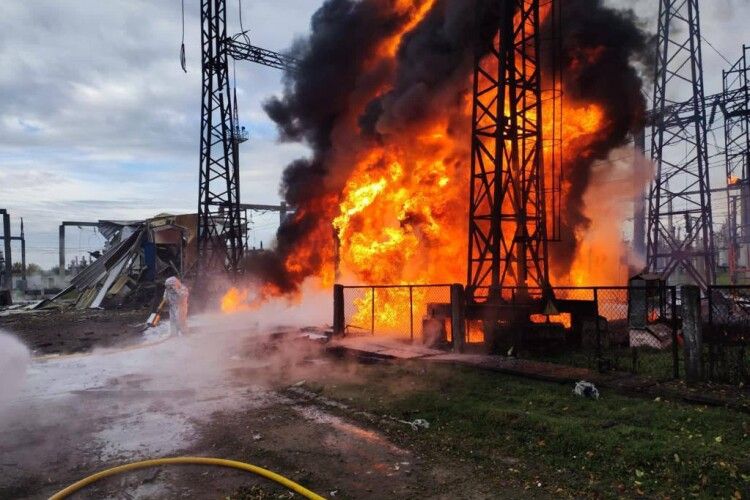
[[521, 286, 679, 380], [340, 284, 453, 343], [601, 286, 679, 380], [335, 283, 682, 380], [705, 286, 750, 384]]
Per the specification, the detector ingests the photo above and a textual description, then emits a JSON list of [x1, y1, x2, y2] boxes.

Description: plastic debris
[[406, 418, 430, 431], [392, 417, 430, 431], [573, 380, 600, 399]]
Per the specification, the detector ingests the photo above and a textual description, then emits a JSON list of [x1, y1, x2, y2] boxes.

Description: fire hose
[[48, 456, 326, 500]]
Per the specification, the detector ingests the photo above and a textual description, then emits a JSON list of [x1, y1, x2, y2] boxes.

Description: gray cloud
[[0, 0, 319, 268], [1, 0, 747, 269]]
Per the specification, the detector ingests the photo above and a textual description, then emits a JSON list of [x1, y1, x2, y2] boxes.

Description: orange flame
[[221, 287, 251, 313], [230, 3, 638, 336]]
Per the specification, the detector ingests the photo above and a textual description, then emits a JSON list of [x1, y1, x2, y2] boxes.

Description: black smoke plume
[[545, 0, 651, 276], [247, 0, 651, 292]]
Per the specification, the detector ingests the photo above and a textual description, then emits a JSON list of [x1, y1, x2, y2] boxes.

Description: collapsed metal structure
[[646, 0, 716, 289]]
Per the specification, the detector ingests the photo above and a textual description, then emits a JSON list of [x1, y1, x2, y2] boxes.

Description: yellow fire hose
[[48, 456, 326, 500]]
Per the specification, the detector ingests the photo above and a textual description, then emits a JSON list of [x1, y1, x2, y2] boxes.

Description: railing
[[335, 284, 455, 342], [333, 283, 681, 379]]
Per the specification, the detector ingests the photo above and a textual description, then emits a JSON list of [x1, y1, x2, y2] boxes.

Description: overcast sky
[[1, 0, 748, 269]]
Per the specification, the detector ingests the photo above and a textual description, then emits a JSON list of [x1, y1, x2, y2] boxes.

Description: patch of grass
[[528, 345, 680, 381], [308, 362, 750, 498]]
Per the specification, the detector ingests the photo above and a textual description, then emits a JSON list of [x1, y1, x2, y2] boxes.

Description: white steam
[[0, 331, 31, 410]]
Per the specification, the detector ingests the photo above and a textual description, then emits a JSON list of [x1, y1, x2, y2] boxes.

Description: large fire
[[224, 0, 648, 337]]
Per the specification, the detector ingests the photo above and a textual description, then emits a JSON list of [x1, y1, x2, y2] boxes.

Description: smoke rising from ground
[[0, 331, 30, 417], [252, 0, 651, 291], [547, 0, 651, 276]]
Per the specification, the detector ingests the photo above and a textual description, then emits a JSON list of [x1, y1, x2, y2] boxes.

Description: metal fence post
[[706, 285, 716, 380], [371, 286, 375, 336], [594, 288, 603, 371], [671, 286, 679, 379], [681, 285, 704, 384], [450, 284, 465, 353], [409, 286, 414, 341], [333, 284, 345, 337]]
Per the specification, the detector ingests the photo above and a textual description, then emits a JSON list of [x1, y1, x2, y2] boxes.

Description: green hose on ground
[[48, 456, 326, 500]]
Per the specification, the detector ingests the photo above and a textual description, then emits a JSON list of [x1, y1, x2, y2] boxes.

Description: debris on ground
[[573, 381, 600, 399], [36, 214, 197, 312], [391, 417, 430, 431]]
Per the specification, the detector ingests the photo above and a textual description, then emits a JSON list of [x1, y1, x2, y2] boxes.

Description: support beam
[[239, 202, 292, 226], [633, 129, 647, 258], [19, 218, 25, 287], [239, 202, 294, 249], [1, 209, 11, 291], [59, 221, 100, 277], [466, 0, 551, 303]]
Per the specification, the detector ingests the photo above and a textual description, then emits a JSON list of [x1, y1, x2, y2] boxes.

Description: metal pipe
[[409, 286, 414, 341], [59, 224, 65, 276], [20, 218, 26, 287], [371, 286, 375, 336], [1, 210, 11, 291]]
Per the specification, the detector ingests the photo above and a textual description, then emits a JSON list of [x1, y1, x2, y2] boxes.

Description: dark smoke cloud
[[250, 0, 651, 292], [546, 1, 650, 276], [253, 0, 419, 292]]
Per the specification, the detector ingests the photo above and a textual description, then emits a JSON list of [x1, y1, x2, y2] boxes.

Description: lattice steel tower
[[195, 1, 296, 283], [197, 0, 244, 279], [723, 45, 750, 283], [646, 0, 715, 288], [466, 0, 550, 303]]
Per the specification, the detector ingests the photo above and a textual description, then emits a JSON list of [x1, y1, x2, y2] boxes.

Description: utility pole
[[466, 0, 550, 303], [18, 218, 26, 288], [1, 209, 11, 292], [646, 0, 715, 289]]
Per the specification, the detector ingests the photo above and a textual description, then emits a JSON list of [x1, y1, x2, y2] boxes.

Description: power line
[[701, 34, 732, 66]]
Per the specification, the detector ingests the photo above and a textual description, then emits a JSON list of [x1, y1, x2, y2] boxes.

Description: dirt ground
[[0, 308, 150, 355], [0, 310, 525, 500], [6, 308, 744, 498]]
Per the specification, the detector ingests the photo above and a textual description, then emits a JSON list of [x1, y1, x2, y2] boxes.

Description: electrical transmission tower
[[723, 45, 750, 283], [196, 1, 296, 284], [646, 0, 716, 289], [466, 0, 550, 303], [197, 0, 243, 279]]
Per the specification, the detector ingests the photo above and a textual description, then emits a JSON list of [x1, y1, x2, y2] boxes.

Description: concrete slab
[[330, 336, 445, 359]]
